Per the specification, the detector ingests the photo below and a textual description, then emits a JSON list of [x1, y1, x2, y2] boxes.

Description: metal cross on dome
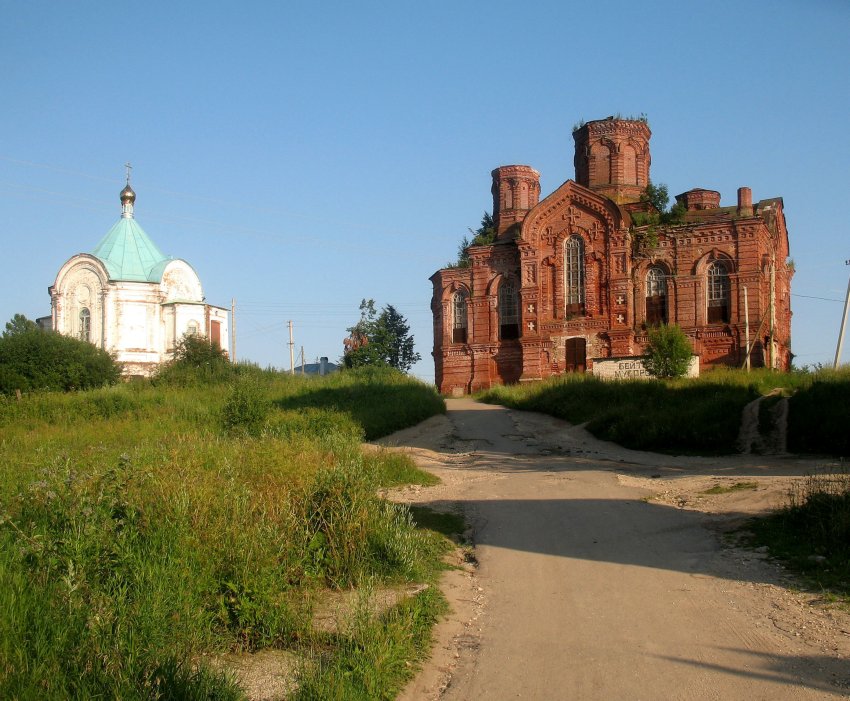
[[125, 162, 132, 184]]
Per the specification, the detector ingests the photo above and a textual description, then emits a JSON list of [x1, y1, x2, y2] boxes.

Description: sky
[[2, 0, 849, 381]]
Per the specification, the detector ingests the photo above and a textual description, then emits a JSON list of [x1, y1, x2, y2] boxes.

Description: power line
[[792, 293, 843, 303]]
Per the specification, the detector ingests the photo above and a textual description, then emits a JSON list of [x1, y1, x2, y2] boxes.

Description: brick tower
[[573, 117, 651, 203], [491, 165, 541, 239]]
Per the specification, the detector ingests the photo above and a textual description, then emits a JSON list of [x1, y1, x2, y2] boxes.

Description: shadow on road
[[415, 495, 774, 583]]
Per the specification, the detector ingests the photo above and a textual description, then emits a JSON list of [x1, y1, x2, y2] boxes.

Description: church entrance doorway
[[564, 337, 586, 373]]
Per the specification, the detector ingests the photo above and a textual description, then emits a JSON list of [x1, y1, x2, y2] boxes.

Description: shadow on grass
[[274, 384, 444, 441], [408, 505, 465, 541]]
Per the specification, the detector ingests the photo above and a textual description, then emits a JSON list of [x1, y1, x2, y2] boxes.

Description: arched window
[[498, 281, 519, 340], [79, 308, 91, 343], [452, 290, 468, 343], [565, 235, 585, 315], [646, 266, 668, 326], [707, 261, 730, 323]]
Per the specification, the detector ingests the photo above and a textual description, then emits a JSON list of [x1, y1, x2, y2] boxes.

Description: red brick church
[[430, 116, 792, 394]]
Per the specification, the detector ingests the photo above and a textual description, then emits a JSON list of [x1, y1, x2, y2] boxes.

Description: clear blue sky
[[3, 0, 849, 380]]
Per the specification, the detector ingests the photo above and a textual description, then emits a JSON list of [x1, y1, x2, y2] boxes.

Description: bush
[[0, 327, 120, 394], [643, 324, 693, 379], [221, 377, 271, 436], [154, 333, 232, 386]]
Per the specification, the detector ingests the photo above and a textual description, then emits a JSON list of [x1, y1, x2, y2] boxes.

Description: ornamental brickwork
[[431, 116, 793, 395]]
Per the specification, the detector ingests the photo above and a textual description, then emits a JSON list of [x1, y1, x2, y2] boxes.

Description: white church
[[48, 177, 229, 377]]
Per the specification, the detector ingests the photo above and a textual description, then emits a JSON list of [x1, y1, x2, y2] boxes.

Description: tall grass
[[0, 368, 447, 697], [749, 467, 850, 598], [478, 367, 848, 456], [479, 371, 759, 454], [787, 368, 850, 456]]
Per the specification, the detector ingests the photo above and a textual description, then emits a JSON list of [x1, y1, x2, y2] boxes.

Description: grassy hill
[[0, 366, 448, 699]]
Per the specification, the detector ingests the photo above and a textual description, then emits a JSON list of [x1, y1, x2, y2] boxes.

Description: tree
[[640, 181, 669, 213], [643, 324, 693, 379], [0, 315, 120, 393], [450, 213, 496, 269], [343, 299, 421, 373], [470, 212, 496, 246], [633, 183, 687, 251], [3, 313, 38, 338]]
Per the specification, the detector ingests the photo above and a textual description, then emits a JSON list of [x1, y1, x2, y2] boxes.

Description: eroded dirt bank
[[379, 398, 850, 701]]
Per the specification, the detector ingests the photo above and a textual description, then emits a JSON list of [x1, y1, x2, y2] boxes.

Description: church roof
[[92, 216, 169, 282]]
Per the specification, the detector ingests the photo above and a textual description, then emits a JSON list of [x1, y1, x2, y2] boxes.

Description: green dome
[[92, 217, 169, 282]]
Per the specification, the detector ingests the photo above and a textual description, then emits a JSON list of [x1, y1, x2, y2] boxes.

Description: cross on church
[[590, 221, 601, 241], [616, 294, 625, 306], [527, 303, 535, 314], [125, 162, 132, 184], [616, 313, 625, 324], [567, 206, 580, 228]]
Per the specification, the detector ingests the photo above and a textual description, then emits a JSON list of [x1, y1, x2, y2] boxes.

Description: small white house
[[49, 180, 229, 376]]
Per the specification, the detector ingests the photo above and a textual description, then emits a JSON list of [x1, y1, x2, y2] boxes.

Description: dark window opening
[[499, 282, 519, 340], [565, 235, 585, 315], [707, 262, 730, 324], [646, 266, 668, 325], [452, 291, 468, 343]]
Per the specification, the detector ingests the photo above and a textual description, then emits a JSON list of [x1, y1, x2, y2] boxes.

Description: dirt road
[[383, 398, 850, 700]]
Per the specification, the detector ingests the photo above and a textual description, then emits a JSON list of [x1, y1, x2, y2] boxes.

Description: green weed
[[701, 481, 758, 495], [748, 468, 850, 601]]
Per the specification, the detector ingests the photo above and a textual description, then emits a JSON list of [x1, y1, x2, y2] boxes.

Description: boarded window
[[565, 236, 585, 315], [499, 282, 519, 340], [623, 145, 637, 185], [210, 320, 221, 347], [646, 266, 668, 326], [707, 262, 730, 323], [564, 337, 586, 373], [591, 143, 611, 184], [452, 290, 468, 343]]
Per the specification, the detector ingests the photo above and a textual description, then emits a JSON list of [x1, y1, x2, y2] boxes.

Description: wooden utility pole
[[769, 254, 776, 370], [230, 298, 236, 364], [288, 320, 295, 375], [300, 346, 305, 375], [834, 260, 850, 369]]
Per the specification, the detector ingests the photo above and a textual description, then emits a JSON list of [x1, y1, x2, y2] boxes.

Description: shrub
[[221, 378, 271, 436], [0, 327, 120, 394], [643, 324, 693, 379], [154, 333, 232, 386]]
